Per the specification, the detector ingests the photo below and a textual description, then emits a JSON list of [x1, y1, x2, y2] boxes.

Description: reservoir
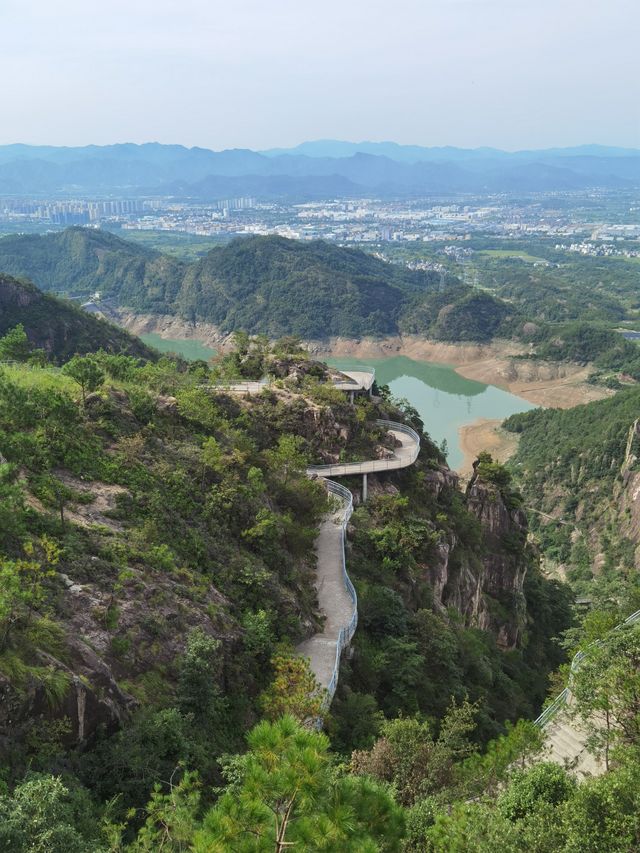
[[327, 356, 536, 470], [138, 335, 535, 471], [140, 333, 218, 361]]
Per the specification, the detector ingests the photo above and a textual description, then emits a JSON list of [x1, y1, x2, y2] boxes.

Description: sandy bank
[[458, 418, 521, 477], [117, 311, 233, 350]]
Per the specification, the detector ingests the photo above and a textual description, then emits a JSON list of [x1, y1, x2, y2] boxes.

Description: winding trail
[[212, 368, 421, 703], [299, 419, 420, 702]]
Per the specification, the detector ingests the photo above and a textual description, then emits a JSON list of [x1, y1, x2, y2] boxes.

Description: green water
[[140, 333, 217, 361], [327, 356, 537, 470]]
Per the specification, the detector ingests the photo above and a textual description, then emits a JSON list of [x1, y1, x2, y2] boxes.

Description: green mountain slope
[[0, 228, 520, 341], [0, 273, 155, 362], [177, 235, 446, 337], [0, 227, 185, 313], [504, 388, 640, 598]]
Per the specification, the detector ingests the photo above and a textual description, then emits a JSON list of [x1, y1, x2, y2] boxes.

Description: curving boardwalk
[[298, 421, 420, 702], [211, 368, 375, 397], [306, 420, 420, 478]]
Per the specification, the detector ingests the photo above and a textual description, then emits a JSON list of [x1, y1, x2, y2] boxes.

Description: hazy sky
[[2, 0, 639, 150]]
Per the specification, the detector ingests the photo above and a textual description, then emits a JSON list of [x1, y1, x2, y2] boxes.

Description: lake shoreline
[[116, 312, 612, 410], [457, 418, 521, 477]]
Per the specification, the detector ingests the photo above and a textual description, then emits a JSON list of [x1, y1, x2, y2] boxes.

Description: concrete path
[[211, 368, 375, 396], [536, 610, 640, 777], [542, 711, 604, 777], [295, 501, 354, 692], [306, 422, 420, 478], [299, 421, 420, 702]]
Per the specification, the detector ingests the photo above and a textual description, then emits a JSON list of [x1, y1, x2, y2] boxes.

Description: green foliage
[[62, 355, 105, 403], [351, 701, 477, 807], [0, 773, 103, 853], [402, 286, 516, 342], [177, 628, 224, 724], [0, 229, 498, 341], [0, 274, 154, 363], [194, 715, 405, 852], [498, 762, 575, 821], [420, 755, 640, 852], [505, 386, 640, 597], [571, 624, 640, 765], [0, 324, 34, 362], [259, 654, 327, 723]]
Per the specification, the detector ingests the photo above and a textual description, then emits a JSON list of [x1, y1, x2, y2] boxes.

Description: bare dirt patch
[[53, 472, 129, 531], [457, 418, 520, 477]]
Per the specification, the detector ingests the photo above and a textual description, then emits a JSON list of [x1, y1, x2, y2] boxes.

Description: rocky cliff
[[358, 459, 530, 651], [421, 466, 528, 649]]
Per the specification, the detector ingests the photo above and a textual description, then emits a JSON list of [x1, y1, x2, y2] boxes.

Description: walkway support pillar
[[349, 391, 355, 404], [362, 473, 368, 503]]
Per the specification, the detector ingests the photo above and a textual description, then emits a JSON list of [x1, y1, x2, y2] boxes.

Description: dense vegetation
[[0, 273, 154, 363], [504, 388, 640, 604], [0, 228, 526, 341], [9, 309, 624, 848]]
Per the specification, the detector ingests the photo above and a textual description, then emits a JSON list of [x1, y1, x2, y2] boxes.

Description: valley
[[0, 198, 638, 850]]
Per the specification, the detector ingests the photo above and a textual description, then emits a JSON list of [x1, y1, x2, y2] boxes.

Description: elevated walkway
[[298, 421, 420, 702], [210, 367, 375, 396]]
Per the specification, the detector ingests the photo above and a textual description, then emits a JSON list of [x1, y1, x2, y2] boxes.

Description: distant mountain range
[[0, 141, 638, 198]]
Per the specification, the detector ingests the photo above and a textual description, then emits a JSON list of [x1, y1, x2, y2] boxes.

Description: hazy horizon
[[2, 0, 638, 151], [0, 139, 638, 155]]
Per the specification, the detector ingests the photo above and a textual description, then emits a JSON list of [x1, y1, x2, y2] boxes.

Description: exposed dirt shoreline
[[117, 313, 613, 471], [458, 419, 521, 478]]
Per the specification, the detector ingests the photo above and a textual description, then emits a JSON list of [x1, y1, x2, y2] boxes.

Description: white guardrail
[[209, 367, 376, 395], [323, 479, 356, 702], [535, 607, 640, 729], [306, 419, 420, 476]]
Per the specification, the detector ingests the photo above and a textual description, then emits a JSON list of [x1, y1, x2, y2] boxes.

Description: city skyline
[[2, 0, 638, 151]]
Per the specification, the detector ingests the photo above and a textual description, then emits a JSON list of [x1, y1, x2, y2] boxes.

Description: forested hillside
[[0, 228, 185, 313], [0, 310, 600, 849], [0, 273, 155, 362], [0, 228, 522, 341], [504, 388, 640, 603]]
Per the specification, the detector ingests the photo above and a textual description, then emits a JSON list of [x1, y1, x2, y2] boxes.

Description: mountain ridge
[[1, 141, 638, 196], [0, 228, 518, 342]]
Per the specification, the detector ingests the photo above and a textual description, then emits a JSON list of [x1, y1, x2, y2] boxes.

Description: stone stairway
[[542, 712, 603, 777]]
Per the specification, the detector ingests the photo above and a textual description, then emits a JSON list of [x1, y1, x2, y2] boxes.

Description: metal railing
[[322, 479, 356, 702], [307, 419, 420, 476], [535, 608, 640, 729]]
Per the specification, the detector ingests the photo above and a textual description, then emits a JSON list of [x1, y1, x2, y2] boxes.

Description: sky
[[1, 0, 639, 151]]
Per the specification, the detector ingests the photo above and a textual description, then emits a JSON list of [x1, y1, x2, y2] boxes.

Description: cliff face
[[365, 463, 530, 650], [423, 467, 528, 650], [617, 418, 640, 567]]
